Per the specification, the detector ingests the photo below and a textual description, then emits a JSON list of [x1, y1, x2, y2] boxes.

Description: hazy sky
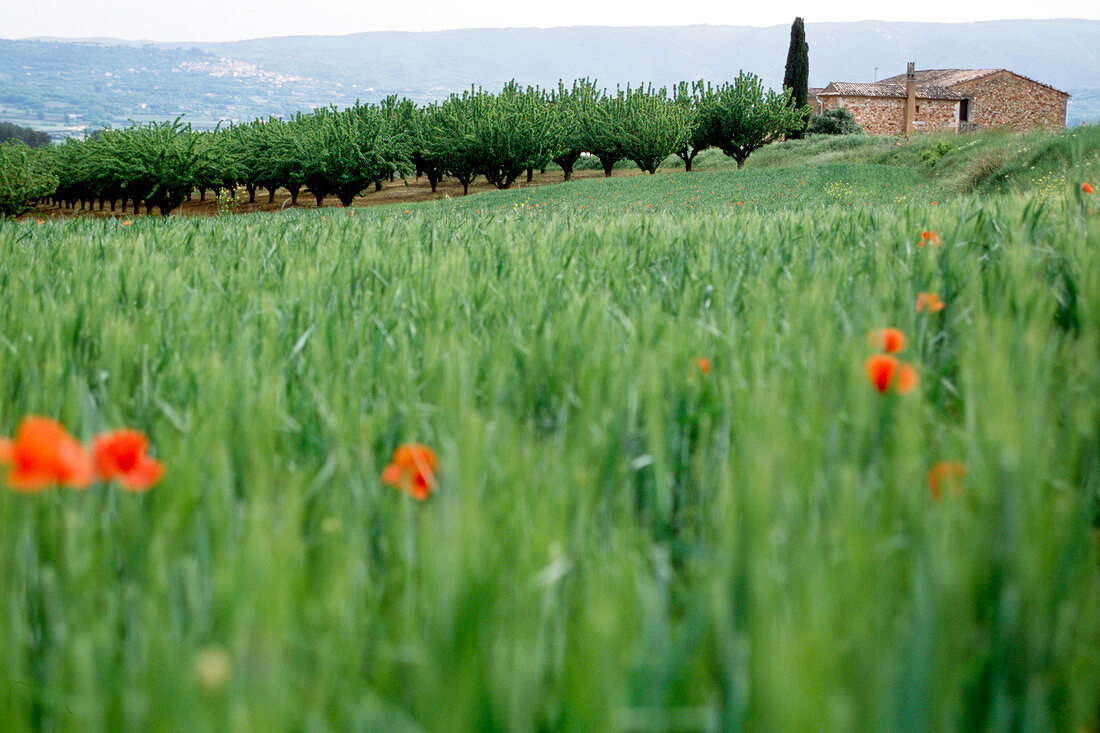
[[3, 0, 1098, 41]]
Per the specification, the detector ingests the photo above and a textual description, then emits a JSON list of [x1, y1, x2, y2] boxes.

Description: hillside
[[2, 20, 1098, 137]]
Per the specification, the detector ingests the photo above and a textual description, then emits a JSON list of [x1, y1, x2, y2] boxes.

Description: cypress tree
[[782, 17, 810, 139]]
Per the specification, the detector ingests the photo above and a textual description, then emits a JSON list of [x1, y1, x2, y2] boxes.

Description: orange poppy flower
[[864, 355, 918, 394], [121, 220, 132, 226], [4, 416, 93, 492], [92, 429, 164, 491], [697, 357, 711, 375], [381, 443, 437, 500], [1082, 182, 1094, 194], [919, 230, 942, 248], [926, 461, 966, 502], [916, 292, 945, 313], [867, 328, 906, 354]]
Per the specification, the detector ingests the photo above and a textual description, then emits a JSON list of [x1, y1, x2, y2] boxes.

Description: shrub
[[806, 109, 864, 136]]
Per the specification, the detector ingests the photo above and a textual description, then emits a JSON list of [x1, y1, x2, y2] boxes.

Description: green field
[[2, 129, 1099, 730]]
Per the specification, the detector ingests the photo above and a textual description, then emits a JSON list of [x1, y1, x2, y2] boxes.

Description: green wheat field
[[2, 129, 1099, 730]]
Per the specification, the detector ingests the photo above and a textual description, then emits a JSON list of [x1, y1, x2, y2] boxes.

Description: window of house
[[915, 104, 920, 113]]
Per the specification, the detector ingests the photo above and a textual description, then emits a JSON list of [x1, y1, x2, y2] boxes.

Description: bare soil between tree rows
[[27, 166, 651, 219]]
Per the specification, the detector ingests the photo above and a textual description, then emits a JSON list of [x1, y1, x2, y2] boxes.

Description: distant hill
[[2, 20, 1097, 138]]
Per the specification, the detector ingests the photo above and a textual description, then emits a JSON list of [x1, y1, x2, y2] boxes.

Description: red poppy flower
[[93, 429, 164, 491], [697, 357, 711, 375], [916, 292, 945, 313], [926, 461, 966, 502], [919, 230, 942, 248], [864, 355, 918, 394], [1082, 182, 1094, 194], [4, 416, 93, 492], [867, 328, 906, 354], [381, 443, 437, 500]]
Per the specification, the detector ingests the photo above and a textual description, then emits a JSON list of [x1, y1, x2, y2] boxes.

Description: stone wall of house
[[951, 71, 1068, 130], [820, 95, 958, 135], [911, 98, 960, 134]]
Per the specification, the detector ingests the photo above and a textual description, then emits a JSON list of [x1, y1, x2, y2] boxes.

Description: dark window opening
[[960, 98, 970, 122], [915, 104, 920, 113]]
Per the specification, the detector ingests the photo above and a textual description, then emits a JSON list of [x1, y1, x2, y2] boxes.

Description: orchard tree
[[581, 89, 627, 177], [475, 82, 556, 189], [612, 84, 691, 174], [706, 72, 805, 168], [82, 119, 208, 215], [549, 79, 599, 181], [782, 17, 811, 139], [0, 140, 57, 216], [296, 104, 401, 207], [422, 90, 483, 196], [410, 104, 447, 193], [674, 80, 718, 172]]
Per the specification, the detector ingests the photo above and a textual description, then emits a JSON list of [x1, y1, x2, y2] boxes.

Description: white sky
[[2, 0, 1098, 41]]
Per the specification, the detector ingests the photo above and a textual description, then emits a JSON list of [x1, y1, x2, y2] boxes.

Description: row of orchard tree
[[1, 72, 807, 216]]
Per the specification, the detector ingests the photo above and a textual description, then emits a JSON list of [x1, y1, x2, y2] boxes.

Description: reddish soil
[[29, 167, 649, 220]]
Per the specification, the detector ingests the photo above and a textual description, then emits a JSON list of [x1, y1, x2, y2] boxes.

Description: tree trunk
[[375, 181, 382, 192], [737, 158, 746, 169], [563, 168, 572, 182], [540, 168, 546, 174], [526, 167, 533, 183], [684, 157, 693, 172], [429, 177, 438, 193], [267, 187, 277, 204], [186, 192, 192, 202], [246, 184, 257, 204], [110, 199, 116, 212], [121, 199, 127, 213], [199, 187, 207, 202], [146, 202, 154, 214], [314, 191, 325, 208], [289, 184, 300, 206], [389, 171, 395, 182], [602, 160, 614, 177], [462, 180, 469, 196], [98, 198, 105, 211]]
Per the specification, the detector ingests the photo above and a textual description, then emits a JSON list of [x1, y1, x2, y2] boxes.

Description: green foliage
[[105, 119, 208, 215], [705, 72, 809, 167], [608, 85, 691, 175], [475, 82, 557, 190], [674, 80, 720, 172], [806, 108, 864, 136], [580, 89, 629, 177], [421, 92, 484, 196], [295, 103, 405, 207], [549, 79, 600, 182], [0, 121, 51, 148], [782, 17, 811, 139], [0, 140, 57, 216]]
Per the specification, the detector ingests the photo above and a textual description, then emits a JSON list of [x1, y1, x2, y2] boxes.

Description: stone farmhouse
[[810, 63, 1069, 135]]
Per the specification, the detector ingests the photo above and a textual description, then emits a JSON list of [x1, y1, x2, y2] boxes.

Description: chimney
[[904, 62, 917, 134]]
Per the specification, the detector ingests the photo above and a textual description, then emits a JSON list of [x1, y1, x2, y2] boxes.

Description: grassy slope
[[0, 129, 1098, 730]]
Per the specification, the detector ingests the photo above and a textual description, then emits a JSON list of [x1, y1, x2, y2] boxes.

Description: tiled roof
[[877, 69, 1000, 87], [817, 81, 963, 100], [877, 69, 1069, 97]]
